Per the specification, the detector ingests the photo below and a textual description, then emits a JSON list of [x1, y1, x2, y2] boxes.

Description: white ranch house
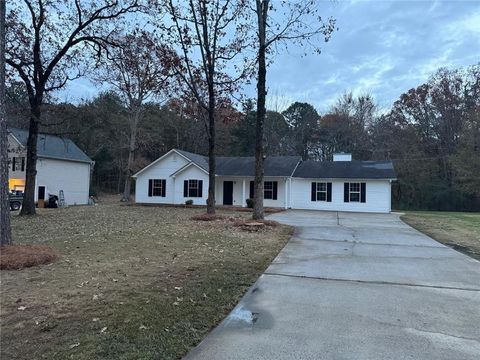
[[8, 128, 93, 205], [134, 149, 396, 213]]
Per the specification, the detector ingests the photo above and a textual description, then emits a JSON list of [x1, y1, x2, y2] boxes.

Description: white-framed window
[[264, 181, 278, 200], [152, 179, 164, 196], [186, 179, 203, 197], [316, 182, 327, 201], [349, 182, 361, 202], [148, 179, 166, 197]]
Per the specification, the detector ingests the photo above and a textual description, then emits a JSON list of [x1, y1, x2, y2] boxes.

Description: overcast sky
[[62, 0, 480, 113]]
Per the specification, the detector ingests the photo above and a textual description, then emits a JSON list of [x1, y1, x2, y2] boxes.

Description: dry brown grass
[[402, 211, 480, 260], [0, 245, 59, 270], [1, 202, 292, 360]]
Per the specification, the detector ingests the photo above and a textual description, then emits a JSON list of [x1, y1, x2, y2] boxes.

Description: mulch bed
[[0, 244, 59, 270], [190, 212, 280, 231], [190, 213, 227, 221]]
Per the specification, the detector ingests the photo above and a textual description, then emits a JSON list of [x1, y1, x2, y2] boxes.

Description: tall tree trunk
[[122, 111, 140, 202], [0, 0, 12, 246], [253, 0, 268, 220], [20, 104, 41, 216], [206, 98, 216, 214]]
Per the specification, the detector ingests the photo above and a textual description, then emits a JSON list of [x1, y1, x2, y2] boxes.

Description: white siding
[[133, 152, 392, 213], [134, 152, 189, 204], [36, 158, 91, 205], [215, 177, 248, 206], [290, 179, 391, 213], [214, 177, 289, 208], [263, 177, 287, 208], [173, 166, 209, 205]]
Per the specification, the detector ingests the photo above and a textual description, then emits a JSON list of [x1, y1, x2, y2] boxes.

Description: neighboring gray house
[[133, 149, 396, 213], [8, 128, 93, 205]]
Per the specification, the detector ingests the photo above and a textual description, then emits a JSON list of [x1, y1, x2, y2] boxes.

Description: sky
[[62, 0, 480, 113]]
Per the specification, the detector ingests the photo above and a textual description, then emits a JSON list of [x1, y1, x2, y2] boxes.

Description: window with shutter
[[349, 182, 361, 202], [152, 179, 166, 197], [311, 182, 331, 202], [150, 179, 166, 197], [185, 179, 203, 197], [264, 181, 277, 200]]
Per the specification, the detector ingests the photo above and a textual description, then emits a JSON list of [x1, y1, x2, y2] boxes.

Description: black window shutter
[[249, 181, 254, 199], [327, 182, 332, 202], [161, 179, 166, 197], [12, 157, 16, 171], [272, 182, 278, 200], [311, 182, 316, 201], [148, 179, 153, 197], [21, 158, 25, 171], [361, 182, 366, 203], [198, 180, 203, 197], [184, 180, 188, 197], [344, 183, 349, 202]]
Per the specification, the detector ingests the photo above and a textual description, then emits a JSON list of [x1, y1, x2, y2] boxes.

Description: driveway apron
[[185, 210, 480, 360]]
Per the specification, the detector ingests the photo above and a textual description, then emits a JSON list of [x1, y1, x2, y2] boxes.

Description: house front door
[[223, 181, 234, 205]]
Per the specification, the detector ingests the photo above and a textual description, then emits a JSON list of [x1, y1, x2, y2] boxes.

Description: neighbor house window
[[12, 157, 25, 172], [311, 182, 332, 202], [264, 181, 278, 200], [148, 179, 166, 197], [344, 182, 366, 203], [184, 179, 203, 198]]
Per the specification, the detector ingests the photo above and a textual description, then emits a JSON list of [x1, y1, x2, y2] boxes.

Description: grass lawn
[[401, 211, 480, 260], [1, 201, 292, 360]]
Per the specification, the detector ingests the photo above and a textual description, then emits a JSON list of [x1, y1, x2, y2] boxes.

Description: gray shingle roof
[[216, 156, 301, 177], [176, 149, 209, 171], [175, 149, 301, 177], [9, 128, 92, 163], [293, 160, 396, 179]]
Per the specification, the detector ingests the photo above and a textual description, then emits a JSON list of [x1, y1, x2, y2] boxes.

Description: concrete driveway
[[185, 210, 480, 360]]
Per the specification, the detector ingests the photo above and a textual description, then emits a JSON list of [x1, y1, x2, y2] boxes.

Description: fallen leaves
[[3, 202, 293, 359]]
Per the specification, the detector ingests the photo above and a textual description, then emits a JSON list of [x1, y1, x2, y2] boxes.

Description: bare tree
[[1, 0, 12, 246], [161, 0, 252, 214], [97, 31, 171, 202], [5, 0, 138, 215], [252, 0, 336, 219]]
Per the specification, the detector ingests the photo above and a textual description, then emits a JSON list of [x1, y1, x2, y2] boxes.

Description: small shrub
[[185, 199, 194, 205], [246, 198, 254, 208], [1, 245, 59, 270]]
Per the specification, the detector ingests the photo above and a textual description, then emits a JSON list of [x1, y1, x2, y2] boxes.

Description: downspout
[[288, 159, 302, 209]]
